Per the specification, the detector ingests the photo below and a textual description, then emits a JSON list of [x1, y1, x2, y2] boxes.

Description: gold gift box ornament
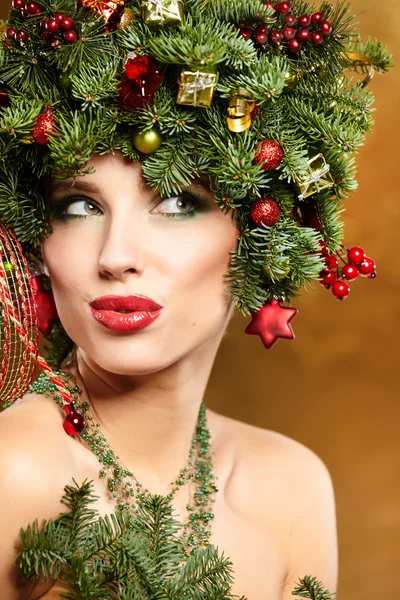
[[141, 0, 183, 26], [176, 65, 218, 109], [226, 88, 256, 133], [296, 154, 334, 201]]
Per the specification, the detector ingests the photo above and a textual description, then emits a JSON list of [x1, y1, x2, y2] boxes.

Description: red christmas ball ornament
[[63, 404, 86, 436], [297, 29, 311, 42], [254, 139, 284, 171], [12, 0, 25, 9], [332, 280, 350, 300], [60, 16, 73, 30], [319, 269, 337, 288], [239, 27, 252, 40], [64, 29, 77, 43], [46, 18, 59, 33], [282, 26, 295, 39], [255, 24, 268, 44], [284, 14, 296, 25], [250, 197, 281, 227], [33, 107, 55, 145], [288, 38, 301, 52], [298, 14, 311, 27], [358, 257, 376, 277], [245, 299, 297, 349], [311, 11, 323, 23], [270, 30, 283, 43], [325, 255, 338, 271], [320, 20, 332, 36], [312, 32, 323, 45], [6, 27, 17, 41], [347, 246, 365, 265], [16, 28, 29, 43], [342, 264, 359, 281], [276, 1, 290, 14], [25, 1, 40, 14]]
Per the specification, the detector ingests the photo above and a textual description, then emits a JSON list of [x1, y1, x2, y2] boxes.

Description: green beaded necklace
[[29, 370, 218, 552]]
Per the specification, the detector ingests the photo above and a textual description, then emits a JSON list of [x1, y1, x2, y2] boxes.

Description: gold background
[[0, 0, 397, 597]]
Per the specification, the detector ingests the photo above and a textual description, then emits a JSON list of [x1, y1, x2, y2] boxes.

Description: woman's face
[[42, 152, 239, 375]]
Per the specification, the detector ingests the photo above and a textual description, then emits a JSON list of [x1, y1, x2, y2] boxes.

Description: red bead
[[255, 24, 268, 44], [6, 27, 17, 40], [311, 11, 323, 23], [270, 30, 283, 43], [16, 28, 29, 43], [320, 20, 332, 36], [63, 406, 86, 436], [325, 255, 338, 271], [358, 257, 376, 276], [250, 197, 281, 227], [298, 14, 311, 27], [319, 269, 337, 288], [276, 1, 290, 14], [282, 26, 295, 39], [342, 264, 359, 281], [64, 29, 77, 43], [297, 29, 311, 41], [347, 246, 365, 265], [239, 27, 252, 40], [54, 12, 64, 22], [12, 0, 25, 8], [311, 32, 323, 45], [288, 38, 301, 52], [46, 18, 59, 33], [332, 281, 350, 300], [60, 16, 73, 30], [318, 240, 328, 256], [254, 139, 284, 171], [25, 1, 39, 14], [284, 14, 296, 25]]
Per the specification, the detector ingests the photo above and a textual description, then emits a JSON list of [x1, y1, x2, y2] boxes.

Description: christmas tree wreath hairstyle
[[0, 0, 393, 424]]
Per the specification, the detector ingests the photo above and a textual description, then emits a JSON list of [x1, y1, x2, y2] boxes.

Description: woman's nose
[[98, 213, 145, 281]]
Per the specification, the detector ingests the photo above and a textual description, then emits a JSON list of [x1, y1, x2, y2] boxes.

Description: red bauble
[[64, 29, 77, 43], [347, 246, 365, 265], [255, 24, 268, 44], [254, 139, 284, 171], [298, 14, 311, 27], [119, 54, 164, 111], [282, 26, 295, 39], [342, 264, 359, 281], [319, 269, 336, 288], [239, 27, 252, 40], [311, 32, 323, 45], [33, 108, 55, 145], [297, 29, 311, 42], [320, 20, 332, 36], [60, 16, 73, 30], [250, 197, 281, 227], [311, 11, 323, 23], [63, 404, 86, 436], [325, 255, 338, 271], [332, 281, 350, 300], [288, 38, 301, 52], [245, 299, 298, 349], [270, 30, 283, 43], [359, 257, 376, 276], [30, 275, 59, 335], [276, 1, 290, 14], [284, 14, 296, 25]]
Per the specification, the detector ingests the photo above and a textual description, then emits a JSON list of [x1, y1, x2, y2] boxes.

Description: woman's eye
[[52, 198, 103, 219], [151, 194, 200, 217]]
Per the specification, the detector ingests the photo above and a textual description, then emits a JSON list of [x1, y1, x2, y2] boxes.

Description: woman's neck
[[67, 341, 220, 494]]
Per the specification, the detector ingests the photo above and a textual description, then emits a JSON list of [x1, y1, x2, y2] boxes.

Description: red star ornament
[[245, 299, 298, 349]]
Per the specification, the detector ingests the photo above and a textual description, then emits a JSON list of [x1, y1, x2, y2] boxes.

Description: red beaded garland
[[288, 38, 301, 52], [312, 32, 323, 45], [250, 197, 281, 227], [359, 257, 376, 276], [283, 26, 295, 39], [347, 246, 366, 265], [342, 264, 359, 281], [276, 1, 290, 14], [297, 29, 311, 42], [298, 14, 311, 27], [332, 281, 350, 300], [64, 29, 77, 43], [254, 139, 284, 170]]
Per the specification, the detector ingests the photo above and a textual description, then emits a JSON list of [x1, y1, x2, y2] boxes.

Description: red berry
[[239, 27, 252, 40], [284, 14, 296, 25], [288, 38, 301, 52], [318, 240, 328, 256], [39, 17, 49, 29], [63, 29, 77, 43], [342, 264, 359, 281], [311, 11, 323, 23], [325, 255, 338, 271], [347, 246, 365, 265], [270, 30, 283, 42], [311, 32, 323, 45], [54, 12, 64, 22], [255, 24, 268, 44], [6, 27, 17, 40], [250, 197, 281, 227], [46, 18, 59, 33], [40, 30, 53, 40], [297, 29, 310, 41], [319, 269, 337, 288], [276, 1, 290, 14], [265, 1, 275, 9], [12, 0, 25, 8], [282, 26, 295, 39], [298, 14, 311, 27], [320, 20, 332, 36], [60, 16, 73, 30], [25, 1, 40, 14], [51, 38, 61, 48], [332, 281, 350, 300], [17, 28, 29, 43], [358, 257, 376, 276]]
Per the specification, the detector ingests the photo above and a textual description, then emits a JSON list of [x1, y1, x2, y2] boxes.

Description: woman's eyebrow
[[51, 180, 101, 194]]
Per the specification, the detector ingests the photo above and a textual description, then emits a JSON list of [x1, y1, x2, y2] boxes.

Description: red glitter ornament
[[33, 107, 55, 145], [254, 139, 284, 170], [63, 404, 86, 436], [119, 53, 164, 111], [30, 275, 59, 335], [250, 197, 281, 227], [245, 299, 298, 349]]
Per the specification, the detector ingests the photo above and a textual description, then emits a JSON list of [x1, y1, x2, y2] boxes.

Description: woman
[[0, 0, 391, 596]]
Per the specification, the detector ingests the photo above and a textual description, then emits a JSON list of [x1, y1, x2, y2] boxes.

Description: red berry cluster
[[39, 13, 77, 46], [318, 242, 377, 300], [239, 1, 333, 54]]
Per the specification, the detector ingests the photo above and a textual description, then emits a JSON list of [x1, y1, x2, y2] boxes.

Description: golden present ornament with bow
[[176, 66, 218, 108], [141, 0, 183, 26], [296, 154, 334, 200]]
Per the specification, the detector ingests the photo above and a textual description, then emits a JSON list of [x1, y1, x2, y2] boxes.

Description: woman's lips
[[89, 295, 163, 332]]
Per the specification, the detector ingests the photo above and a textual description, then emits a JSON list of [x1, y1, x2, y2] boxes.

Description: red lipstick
[[89, 295, 163, 332]]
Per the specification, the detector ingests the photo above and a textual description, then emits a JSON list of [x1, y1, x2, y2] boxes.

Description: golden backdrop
[[0, 0, 397, 598]]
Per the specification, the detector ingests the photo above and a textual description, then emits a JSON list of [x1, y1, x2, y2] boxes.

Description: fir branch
[[70, 56, 121, 110], [345, 35, 395, 74], [207, 0, 274, 26], [116, 19, 152, 53], [43, 320, 75, 369], [292, 575, 336, 599], [0, 96, 43, 139], [0, 50, 60, 101]]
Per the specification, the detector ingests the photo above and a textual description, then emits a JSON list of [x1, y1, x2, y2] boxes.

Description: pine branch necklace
[[30, 370, 218, 552]]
